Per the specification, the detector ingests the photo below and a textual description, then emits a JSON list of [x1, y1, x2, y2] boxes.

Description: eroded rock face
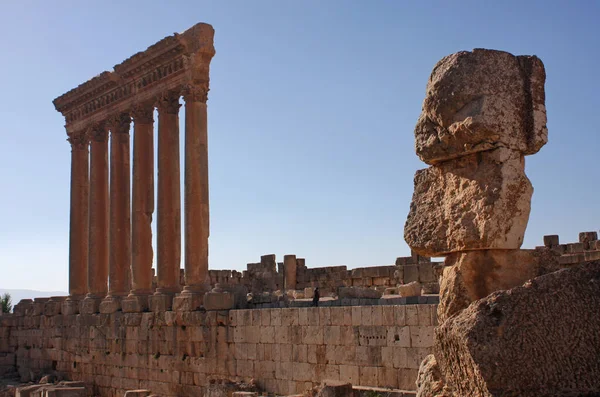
[[404, 147, 532, 257], [437, 248, 560, 323], [416, 354, 446, 397], [415, 49, 547, 164], [435, 261, 600, 397]]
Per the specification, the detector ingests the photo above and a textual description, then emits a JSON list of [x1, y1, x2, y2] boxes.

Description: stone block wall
[[540, 231, 600, 265], [0, 305, 436, 397]]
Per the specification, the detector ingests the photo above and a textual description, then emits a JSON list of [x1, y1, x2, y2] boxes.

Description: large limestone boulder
[[438, 248, 561, 323], [415, 49, 547, 164], [404, 147, 532, 257], [435, 261, 600, 396]]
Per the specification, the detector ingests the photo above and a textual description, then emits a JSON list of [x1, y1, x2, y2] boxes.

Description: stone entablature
[[53, 23, 215, 133]]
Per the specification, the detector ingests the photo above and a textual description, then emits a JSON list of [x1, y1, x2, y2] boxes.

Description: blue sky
[[0, 1, 598, 291]]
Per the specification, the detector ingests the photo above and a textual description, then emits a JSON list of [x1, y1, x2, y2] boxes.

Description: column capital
[[89, 123, 108, 143], [67, 130, 88, 150], [109, 113, 131, 143], [182, 83, 209, 104], [156, 90, 181, 114], [131, 103, 154, 124], [109, 113, 131, 133]]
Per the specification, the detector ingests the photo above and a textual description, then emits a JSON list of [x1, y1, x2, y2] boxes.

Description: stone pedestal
[[121, 294, 149, 313], [44, 297, 66, 316], [203, 289, 234, 311], [80, 297, 102, 314], [99, 296, 122, 314], [149, 293, 174, 312], [172, 291, 205, 312], [61, 299, 81, 315]]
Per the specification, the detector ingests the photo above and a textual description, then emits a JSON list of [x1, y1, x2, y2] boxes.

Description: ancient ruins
[[1, 23, 599, 397]]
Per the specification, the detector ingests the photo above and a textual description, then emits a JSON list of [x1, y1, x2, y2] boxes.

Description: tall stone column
[[151, 91, 181, 311], [81, 124, 109, 314], [184, 85, 210, 288], [123, 104, 155, 313], [67, 130, 89, 302], [101, 113, 132, 313], [284, 254, 297, 291], [173, 84, 210, 311]]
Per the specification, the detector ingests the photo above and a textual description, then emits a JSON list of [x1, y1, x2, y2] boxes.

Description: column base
[[80, 296, 103, 314], [203, 291, 235, 311], [149, 293, 175, 312], [121, 294, 150, 313], [99, 296, 123, 314], [44, 297, 66, 316], [172, 291, 205, 312], [61, 299, 81, 315]]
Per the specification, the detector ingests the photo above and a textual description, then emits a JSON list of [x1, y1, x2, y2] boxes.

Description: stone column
[[101, 113, 132, 313], [173, 84, 210, 311], [81, 124, 109, 314], [66, 130, 89, 303], [284, 254, 297, 291], [123, 104, 155, 313], [151, 91, 181, 311]]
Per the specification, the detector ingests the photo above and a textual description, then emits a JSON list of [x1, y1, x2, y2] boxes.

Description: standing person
[[312, 287, 320, 307]]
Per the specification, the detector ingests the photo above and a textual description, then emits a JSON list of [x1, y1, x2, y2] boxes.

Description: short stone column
[[284, 254, 297, 291], [174, 84, 210, 311], [101, 113, 132, 313], [66, 130, 89, 306], [150, 91, 182, 311], [123, 104, 155, 313], [81, 124, 109, 314]]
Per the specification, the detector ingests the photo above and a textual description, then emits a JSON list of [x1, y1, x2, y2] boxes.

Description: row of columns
[[66, 85, 210, 312]]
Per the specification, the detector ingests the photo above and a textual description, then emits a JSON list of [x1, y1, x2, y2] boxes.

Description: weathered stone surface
[[436, 261, 600, 397], [203, 291, 234, 311], [98, 297, 120, 314], [337, 287, 382, 300], [415, 49, 547, 164], [123, 390, 151, 397], [121, 295, 149, 313], [397, 281, 422, 298], [438, 248, 560, 323], [416, 354, 446, 397], [315, 380, 353, 397], [16, 385, 45, 397], [404, 147, 532, 256]]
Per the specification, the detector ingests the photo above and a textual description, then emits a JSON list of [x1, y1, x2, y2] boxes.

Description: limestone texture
[[414, 49, 547, 164], [397, 281, 422, 297], [415, 354, 447, 397], [437, 248, 560, 323], [435, 261, 600, 397], [404, 147, 532, 256]]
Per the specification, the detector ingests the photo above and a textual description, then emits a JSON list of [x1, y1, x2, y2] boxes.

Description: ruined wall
[[0, 305, 436, 397], [540, 231, 600, 265]]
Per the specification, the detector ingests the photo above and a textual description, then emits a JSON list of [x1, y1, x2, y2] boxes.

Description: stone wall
[[201, 253, 441, 300], [540, 231, 600, 265], [0, 305, 436, 397]]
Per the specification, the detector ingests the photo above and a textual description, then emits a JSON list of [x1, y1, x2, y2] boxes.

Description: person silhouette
[[312, 287, 320, 307]]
